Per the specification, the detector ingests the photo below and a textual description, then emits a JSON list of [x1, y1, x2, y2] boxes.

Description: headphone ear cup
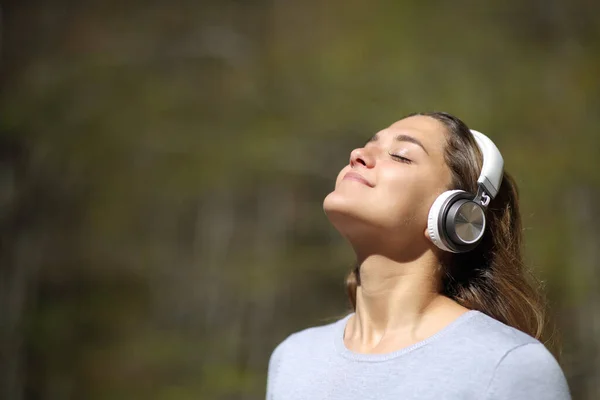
[[445, 199, 486, 247], [427, 190, 468, 253]]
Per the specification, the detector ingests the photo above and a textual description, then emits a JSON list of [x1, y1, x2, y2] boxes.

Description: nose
[[350, 147, 375, 168]]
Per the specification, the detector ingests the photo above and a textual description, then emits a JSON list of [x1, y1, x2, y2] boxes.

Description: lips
[[342, 171, 374, 187]]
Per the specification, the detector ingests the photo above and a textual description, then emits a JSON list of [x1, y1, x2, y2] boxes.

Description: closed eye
[[389, 152, 412, 164]]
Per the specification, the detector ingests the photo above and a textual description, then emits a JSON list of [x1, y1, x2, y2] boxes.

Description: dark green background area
[[1, 1, 599, 399]]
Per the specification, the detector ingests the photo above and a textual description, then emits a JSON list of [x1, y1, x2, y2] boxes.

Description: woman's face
[[323, 115, 453, 249]]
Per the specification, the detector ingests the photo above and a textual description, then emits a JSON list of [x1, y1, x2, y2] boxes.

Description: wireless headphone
[[427, 130, 504, 253]]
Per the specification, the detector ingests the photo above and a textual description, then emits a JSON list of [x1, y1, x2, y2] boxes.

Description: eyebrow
[[367, 133, 430, 155]]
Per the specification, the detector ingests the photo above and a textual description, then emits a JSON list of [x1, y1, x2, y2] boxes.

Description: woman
[[266, 112, 570, 399]]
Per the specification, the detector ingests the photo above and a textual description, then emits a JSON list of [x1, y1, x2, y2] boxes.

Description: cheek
[[377, 168, 434, 219], [378, 165, 420, 196]]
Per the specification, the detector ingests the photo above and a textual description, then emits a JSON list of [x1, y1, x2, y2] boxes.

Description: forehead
[[379, 115, 448, 160]]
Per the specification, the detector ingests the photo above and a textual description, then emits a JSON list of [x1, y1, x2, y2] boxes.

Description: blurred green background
[[0, 1, 599, 399]]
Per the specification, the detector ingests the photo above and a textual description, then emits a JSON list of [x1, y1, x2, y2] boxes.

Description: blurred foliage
[[0, 0, 599, 399]]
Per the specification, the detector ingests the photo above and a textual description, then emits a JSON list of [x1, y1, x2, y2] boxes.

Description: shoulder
[[459, 312, 570, 399], [448, 310, 544, 364], [270, 315, 346, 358], [484, 342, 571, 399], [462, 311, 538, 349], [446, 312, 570, 399], [268, 314, 347, 366], [266, 315, 346, 397]]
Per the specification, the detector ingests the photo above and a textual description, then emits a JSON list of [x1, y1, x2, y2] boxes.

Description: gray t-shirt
[[266, 310, 570, 399]]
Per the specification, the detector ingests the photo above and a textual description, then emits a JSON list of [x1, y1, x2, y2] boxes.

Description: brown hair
[[345, 111, 551, 343]]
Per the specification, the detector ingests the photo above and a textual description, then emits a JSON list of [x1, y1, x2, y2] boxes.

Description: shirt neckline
[[333, 310, 480, 362]]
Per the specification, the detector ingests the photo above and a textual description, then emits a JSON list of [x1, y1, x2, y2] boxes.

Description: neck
[[348, 251, 464, 348]]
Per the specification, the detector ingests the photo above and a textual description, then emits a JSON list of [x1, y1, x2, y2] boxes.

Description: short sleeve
[[485, 343, 571, 400]]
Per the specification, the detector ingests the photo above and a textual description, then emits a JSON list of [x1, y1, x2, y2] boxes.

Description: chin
[[323, 189, 355, 217], [323, 190, 375, 235]]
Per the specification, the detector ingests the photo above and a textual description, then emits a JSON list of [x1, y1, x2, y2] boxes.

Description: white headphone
[[427, 130, 504, 253]]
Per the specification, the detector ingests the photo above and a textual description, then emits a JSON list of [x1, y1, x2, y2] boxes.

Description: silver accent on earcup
[[446, 200, 486, 245]]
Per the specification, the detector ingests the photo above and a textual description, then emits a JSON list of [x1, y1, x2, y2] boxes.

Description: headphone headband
[[470, 130, 504, 200]]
